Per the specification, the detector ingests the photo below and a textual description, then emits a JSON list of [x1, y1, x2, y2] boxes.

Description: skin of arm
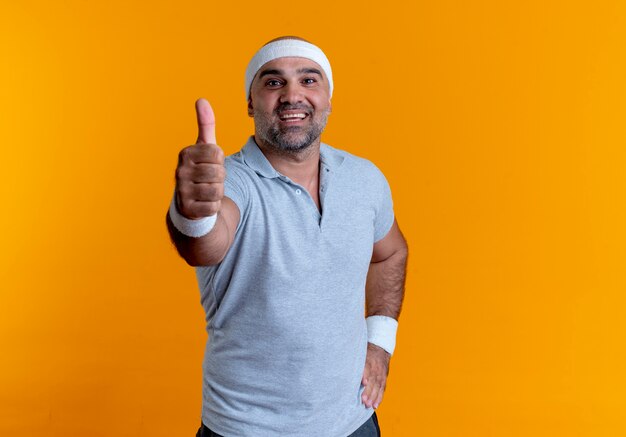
[[166, 197, 240, 266], [360, 219, 409, 409]]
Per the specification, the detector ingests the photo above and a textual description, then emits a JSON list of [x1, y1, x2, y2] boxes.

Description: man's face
[[248, 57, 332, 153]]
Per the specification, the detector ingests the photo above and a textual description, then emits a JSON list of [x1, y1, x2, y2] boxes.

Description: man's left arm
[[361, 219, 408, 409]]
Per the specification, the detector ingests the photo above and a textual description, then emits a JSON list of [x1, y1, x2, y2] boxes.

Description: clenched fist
[[175, 98, 226, 219]]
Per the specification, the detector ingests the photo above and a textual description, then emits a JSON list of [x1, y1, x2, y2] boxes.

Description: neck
[[254, 135, 321, 186]]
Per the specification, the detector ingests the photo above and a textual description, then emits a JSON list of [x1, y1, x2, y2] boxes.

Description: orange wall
[[1, 1, 625, 436]]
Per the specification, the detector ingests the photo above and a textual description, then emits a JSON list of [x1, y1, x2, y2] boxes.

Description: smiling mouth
[[278, 112, 309, 122]]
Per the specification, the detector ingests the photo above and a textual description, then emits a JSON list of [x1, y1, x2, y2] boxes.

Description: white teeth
[[280, 113, 306, 120]]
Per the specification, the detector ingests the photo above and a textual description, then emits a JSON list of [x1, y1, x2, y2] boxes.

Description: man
[[166, 36, 408, 437]]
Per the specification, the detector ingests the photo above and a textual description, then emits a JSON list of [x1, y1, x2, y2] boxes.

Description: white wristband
[[366, 315, 398, 355], [169, 194, 217, 238]]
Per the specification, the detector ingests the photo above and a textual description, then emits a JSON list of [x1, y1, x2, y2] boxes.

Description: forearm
[[360, 227, 407, 409], [166, 209, 232, 266], [365, 243, 408, 320]]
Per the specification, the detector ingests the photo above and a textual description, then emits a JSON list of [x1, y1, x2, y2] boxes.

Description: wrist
[[366, 315, 398, 356], [169, 193, 217, 238]]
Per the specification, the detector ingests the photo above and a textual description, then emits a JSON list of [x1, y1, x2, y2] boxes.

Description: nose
[[279, 81, 304, 104]]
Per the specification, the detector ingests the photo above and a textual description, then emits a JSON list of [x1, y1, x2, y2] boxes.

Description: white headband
[[244, 39, 333, 100]]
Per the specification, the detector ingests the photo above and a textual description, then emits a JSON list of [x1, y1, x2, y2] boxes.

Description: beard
[[254, 104, 330, 154]]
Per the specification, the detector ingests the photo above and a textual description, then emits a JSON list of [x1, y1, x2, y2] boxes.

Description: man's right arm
[[166, 98, 240, 266], [166, 197, 239, 266]]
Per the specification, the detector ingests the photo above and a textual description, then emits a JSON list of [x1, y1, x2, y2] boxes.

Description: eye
[[266, 79, 283, 87], [302, 77, 317, 85]]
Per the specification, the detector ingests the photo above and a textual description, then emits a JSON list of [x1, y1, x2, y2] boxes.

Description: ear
[[247, 97, 254, 117]]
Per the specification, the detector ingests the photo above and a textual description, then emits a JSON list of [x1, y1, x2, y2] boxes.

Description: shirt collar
[[241, 136, 345, 178], [240, 136, 280, 178], [320, 142, 345, 170]]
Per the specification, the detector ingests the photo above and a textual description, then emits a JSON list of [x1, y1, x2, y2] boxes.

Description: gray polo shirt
[[195, 136, 394, 437]]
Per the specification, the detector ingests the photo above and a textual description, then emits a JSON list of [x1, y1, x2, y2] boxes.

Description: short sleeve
[[373, 167, 395, 243], [223, 158, 250, 232]]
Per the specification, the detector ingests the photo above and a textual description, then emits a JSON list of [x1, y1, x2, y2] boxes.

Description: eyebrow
[[258, 67, 324, 79], [297, 67, 323, 77], [258, 69, 283, 79]]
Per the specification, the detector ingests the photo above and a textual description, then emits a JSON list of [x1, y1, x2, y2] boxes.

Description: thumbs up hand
[[175, 98, 225, 219]]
